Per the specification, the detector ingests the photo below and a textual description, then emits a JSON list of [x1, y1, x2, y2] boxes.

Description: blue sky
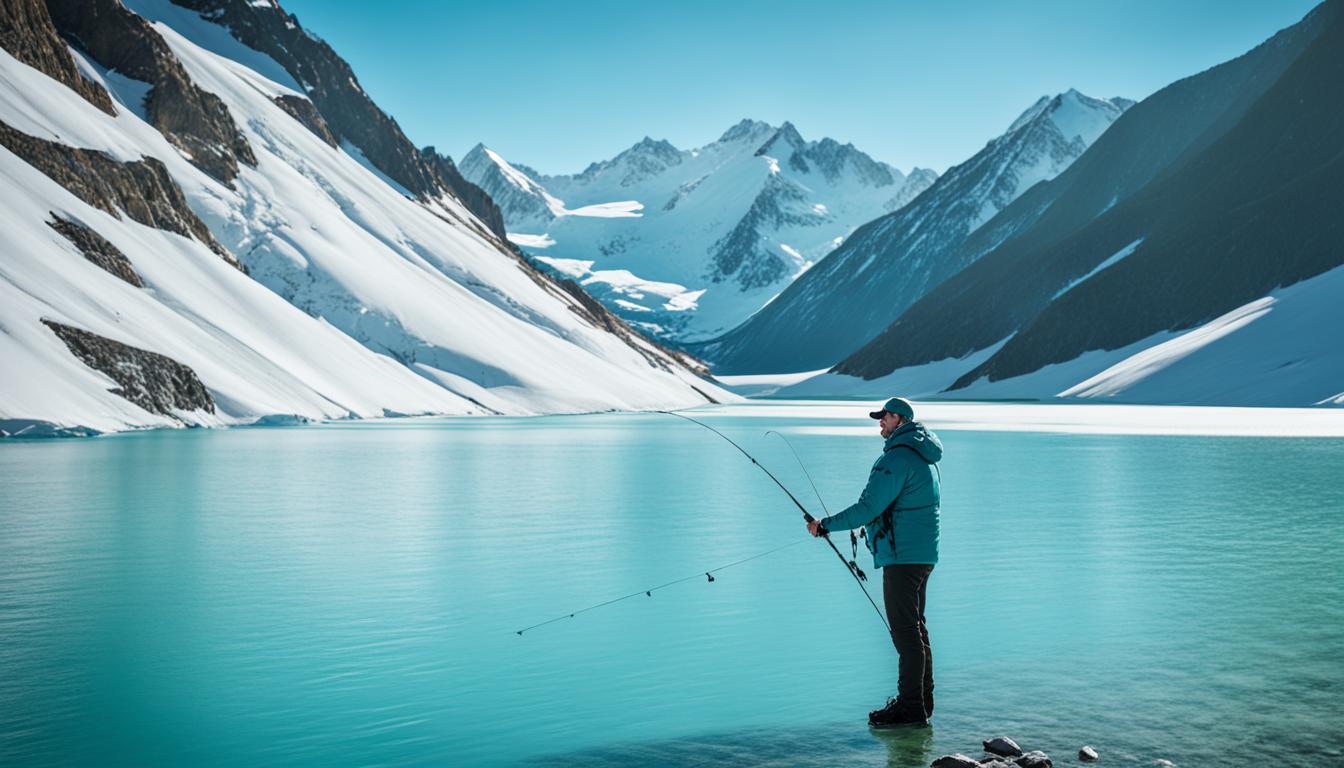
[[279, 0, 1319, 175]]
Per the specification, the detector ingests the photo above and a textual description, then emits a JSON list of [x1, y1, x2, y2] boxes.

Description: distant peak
[[1005, 89, 1127, 137], [717, 118, 773, 143], [1005, 95, 1053, 134], [756, 121, 806, 156], [775, 121, 805, 145], [627, 136, 679, 156]]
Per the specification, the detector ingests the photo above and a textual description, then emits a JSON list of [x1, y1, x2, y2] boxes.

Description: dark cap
[[868, 397, 915, 421]]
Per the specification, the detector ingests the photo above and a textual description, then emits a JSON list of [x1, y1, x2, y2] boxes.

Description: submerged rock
[[984, 737, 1024, 757], [1079, 745, 1099, 761]]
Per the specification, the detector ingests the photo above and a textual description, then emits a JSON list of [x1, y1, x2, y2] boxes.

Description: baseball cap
[[868, 397, 915, 421]]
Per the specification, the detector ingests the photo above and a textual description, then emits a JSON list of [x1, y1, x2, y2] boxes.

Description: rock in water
[[984, 737, 1024, 757], [1014, 751, 1052, 768], [931, 755, 981, 768], [1079, 745, 1099, 761]]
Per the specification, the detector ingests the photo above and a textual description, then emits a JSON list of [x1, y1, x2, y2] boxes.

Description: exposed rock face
[[423, 146, 507, 239], [272, 94, 336, 147], [41, 319, 215, 417], [0, 120, 236, 264], [708, 174, 810, 290], [0, 0, 114, 114], [47, 214, 145, 287], [168, 0, 506, 239], [45, 0, 256, 185]]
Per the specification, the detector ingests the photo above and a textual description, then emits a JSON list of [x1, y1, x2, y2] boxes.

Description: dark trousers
[[883, 564, 934, 715]]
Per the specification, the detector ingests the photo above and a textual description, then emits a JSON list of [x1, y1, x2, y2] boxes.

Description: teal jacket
[[819, 421, 942, 566]]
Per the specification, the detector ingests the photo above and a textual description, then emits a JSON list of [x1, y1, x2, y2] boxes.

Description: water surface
[[2, 404, 1341, 766]]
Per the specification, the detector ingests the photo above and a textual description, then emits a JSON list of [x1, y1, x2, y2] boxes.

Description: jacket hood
[[884, 421, 943, 463]]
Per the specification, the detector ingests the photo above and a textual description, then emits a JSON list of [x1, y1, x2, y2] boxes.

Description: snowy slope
[[0, 1, 729, 435], [694, 90, 1131, 374], [460, 121, 937, 342], [780, 252, 1344, 408]]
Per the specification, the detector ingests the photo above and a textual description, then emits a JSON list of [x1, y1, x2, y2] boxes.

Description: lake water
[[2, 402, 1342, 767]]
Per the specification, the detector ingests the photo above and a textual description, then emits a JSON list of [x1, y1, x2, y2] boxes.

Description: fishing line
[[766, 429, 866, 560], [765, 430, 830, 516], [657, 410, 890, 635], [515, 538, 809, 635]]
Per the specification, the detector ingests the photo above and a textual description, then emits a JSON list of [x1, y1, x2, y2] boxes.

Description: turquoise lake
[[2, 403, 1342, 767]]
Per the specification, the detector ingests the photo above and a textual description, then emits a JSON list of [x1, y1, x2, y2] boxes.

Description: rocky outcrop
[[983, 737, 1023, 758], [707, 175, 810, 290], [0, 0, 114, 114], [166, 0, 506, 238], [0, 120, 236, 264], [272, 94, 336, 147], [41, 319, 215, 418], [45, 0, 256, 185], [930, 735, 1118, 768], [47, 214, 145, 287], [422, 146, 507, 239]]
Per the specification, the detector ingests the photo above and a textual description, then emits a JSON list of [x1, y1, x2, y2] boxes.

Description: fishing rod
[[658, 410, 890, 635], [515, 538, 808, 635]]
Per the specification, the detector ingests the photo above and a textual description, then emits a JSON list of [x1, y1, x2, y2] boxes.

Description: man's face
[[879, 411, 902, 438]]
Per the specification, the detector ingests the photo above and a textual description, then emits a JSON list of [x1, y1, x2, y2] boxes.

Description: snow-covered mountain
[[693, 89, 1132, 374], [0, 0, 728, 437], [789, 0, 1342, 407], [459, 121, 937, 342]]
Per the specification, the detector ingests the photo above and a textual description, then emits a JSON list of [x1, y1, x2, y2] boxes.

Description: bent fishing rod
[[657, 410, 890, 634]]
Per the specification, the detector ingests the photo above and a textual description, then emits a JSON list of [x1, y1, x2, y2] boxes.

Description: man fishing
[[807, 397, 942, 728]]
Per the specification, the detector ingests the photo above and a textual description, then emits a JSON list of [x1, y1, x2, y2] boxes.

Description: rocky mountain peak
[[1005, 89, 1130, 146], [717, 118, 773, 143], [756, 120, 806, 156]]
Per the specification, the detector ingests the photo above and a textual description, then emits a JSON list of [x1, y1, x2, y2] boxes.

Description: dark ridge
[[165, 0, 506, 236], [46, 0, 257, 185], [0, 0, 114, 114], [950, 0, 1344, 388], [832, 1, 1335, 381], [41, 319, 216, 417], [0, 120, 237, 265], [423, 146, 508, 239], [272, 94, 337, 147], [47, 214, 145, 287], [707, 177, 807, 290]]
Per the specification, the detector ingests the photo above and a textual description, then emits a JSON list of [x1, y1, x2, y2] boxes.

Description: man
[[807, 397, 942, 728]]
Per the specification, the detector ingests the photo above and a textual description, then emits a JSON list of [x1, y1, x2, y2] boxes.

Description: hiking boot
[[868, 698, 929, 728]]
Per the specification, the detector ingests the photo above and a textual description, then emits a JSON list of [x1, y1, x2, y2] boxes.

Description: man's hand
[[807, 519, 825, 537]]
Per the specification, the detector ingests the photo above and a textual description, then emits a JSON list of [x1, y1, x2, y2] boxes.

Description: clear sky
[[278, 0, 1320, 176]]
